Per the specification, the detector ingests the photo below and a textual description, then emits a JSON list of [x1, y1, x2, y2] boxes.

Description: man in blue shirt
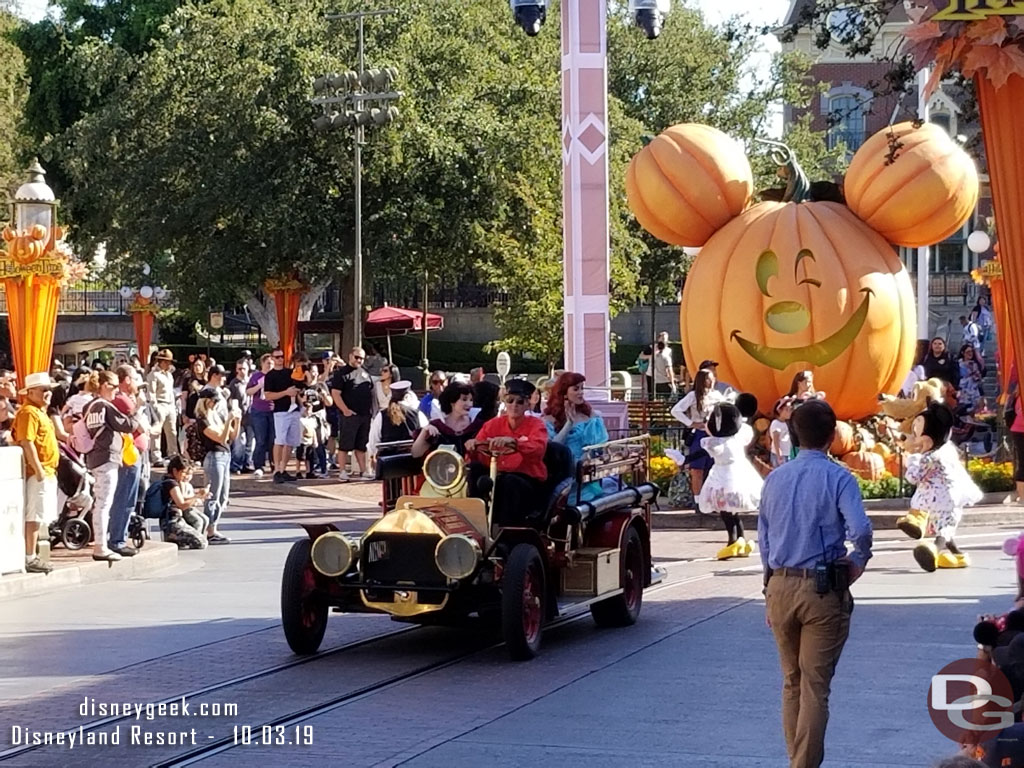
[[760, 399, 873, 768]]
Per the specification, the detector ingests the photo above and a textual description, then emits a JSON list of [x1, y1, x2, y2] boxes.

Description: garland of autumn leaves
[[904, 7, 1024, 98]]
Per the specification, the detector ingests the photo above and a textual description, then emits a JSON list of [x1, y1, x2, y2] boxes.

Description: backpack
[[142, 479, 167, 519], [69, 400, 105, 455], [185, 421, 209, 464]]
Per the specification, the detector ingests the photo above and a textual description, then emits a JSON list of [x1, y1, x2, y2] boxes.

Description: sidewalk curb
[[231, 475, 379, 507], [0, 541, 179, 601]]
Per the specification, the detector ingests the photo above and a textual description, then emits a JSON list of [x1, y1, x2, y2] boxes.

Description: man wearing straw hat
[[13, 372, 59, 574], [146, 349, 178, 466]]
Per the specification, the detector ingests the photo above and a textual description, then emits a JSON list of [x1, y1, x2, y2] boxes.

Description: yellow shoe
[[716, 540, 744, 560], [937, 551, 970, 569], [738, 538, 756, 557], [896, 510, 928, 540], [913, 541, 938, 572]]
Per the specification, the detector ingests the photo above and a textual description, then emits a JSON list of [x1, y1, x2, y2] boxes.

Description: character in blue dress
[[543, 372, 609, 501]]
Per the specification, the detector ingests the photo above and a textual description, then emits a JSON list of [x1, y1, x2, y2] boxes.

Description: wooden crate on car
[[560, 548, 620, 596]]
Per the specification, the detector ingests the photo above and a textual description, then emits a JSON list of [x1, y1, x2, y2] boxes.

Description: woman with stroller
[[159, 456, 209, 549]]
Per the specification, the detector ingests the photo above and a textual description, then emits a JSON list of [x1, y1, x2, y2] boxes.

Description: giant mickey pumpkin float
[[626, 121, 979, 422]]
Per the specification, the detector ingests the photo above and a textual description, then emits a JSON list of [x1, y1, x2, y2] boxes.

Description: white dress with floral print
[[905, 441, 983, 539], [697, 423, 764, 512]]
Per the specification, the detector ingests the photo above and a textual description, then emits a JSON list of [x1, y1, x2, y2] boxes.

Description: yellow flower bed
[[967, 458, 1015, 492], [650, 456, 679, 487]]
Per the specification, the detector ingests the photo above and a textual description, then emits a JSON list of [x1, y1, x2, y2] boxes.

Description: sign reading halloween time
[[932, 0, 1024, 21]]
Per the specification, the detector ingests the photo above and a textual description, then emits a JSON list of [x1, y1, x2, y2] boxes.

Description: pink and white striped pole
[[561, 0, 611, 390]]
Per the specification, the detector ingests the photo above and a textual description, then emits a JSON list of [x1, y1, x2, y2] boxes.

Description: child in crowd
[[769, 397, 793, 468], [160, 456, 209, 549], [697, 400, 764, 560], [297, 389, 329, 479]]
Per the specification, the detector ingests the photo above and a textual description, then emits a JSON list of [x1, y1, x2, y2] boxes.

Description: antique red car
[[281, 435, 658, 660]]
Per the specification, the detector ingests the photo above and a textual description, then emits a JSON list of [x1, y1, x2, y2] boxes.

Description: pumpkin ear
[[844, 121, 978, 248], [626, 123, 753, 248]]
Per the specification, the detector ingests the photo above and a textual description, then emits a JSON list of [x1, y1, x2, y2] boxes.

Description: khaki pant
[[765, 573, 853, 768]]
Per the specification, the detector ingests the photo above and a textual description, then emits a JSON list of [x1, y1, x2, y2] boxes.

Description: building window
[[823, 89, 869, 152], [934, 224, 968, 273], [930, 112, 952, 134]]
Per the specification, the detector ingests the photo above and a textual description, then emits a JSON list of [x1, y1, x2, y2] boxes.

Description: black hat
[[389, 381, 412, 401], [698, 359, 719, 370], [915, 402, 954, 449], [198, 387, 221, 400], [505, 379, 536, 398], [735, 392, 758, 420], [708, 403, 742, 438], [207, 364, 227, 377]]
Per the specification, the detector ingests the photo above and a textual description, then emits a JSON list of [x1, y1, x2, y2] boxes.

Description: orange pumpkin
[[680, 201, 917, 420], [625, 123, 752, 247], [842, 450, 885, 481], [830, 421, 857, 456], [844, 121, 978, 248], [871, 442, 893, 460]]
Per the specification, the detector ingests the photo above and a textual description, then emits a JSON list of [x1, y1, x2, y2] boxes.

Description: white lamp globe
[[967, 231, 991, 254], [119, 286, 133, 299], [139, 285, 154, 299]]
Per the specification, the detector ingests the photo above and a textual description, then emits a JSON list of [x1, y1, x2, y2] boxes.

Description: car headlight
[[434, 534, 482, 580], [423, 448, 465, 493], [311, 532, 360, 577]]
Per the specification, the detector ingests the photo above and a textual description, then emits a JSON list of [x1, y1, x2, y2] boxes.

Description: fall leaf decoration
[[903, 7, 1024, 97]]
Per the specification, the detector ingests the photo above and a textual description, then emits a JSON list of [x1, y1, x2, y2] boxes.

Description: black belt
[[772, 567, 816, 579]]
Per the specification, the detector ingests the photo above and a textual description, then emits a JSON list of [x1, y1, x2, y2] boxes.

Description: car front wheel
[[501, 543, 545, 660], [281, 539, 328, 655]]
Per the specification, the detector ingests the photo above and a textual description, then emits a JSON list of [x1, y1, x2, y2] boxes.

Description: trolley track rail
[[150, 570, 734, 768]]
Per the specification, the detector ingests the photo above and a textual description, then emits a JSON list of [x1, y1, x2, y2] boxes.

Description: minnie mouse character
[[697, 398, 764, 560], [901, 402, 982, 571]]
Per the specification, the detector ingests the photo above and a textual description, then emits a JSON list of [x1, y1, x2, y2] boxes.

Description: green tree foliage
[[16, 0, 832, 361], [0, 4, 31, 200]]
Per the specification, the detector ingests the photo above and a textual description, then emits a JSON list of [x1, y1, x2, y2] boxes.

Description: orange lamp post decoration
[[120, 281, 167, 364], [264, 275, 307, 362], [0, 160, 85, 389], [905, 8, 1024, 384]]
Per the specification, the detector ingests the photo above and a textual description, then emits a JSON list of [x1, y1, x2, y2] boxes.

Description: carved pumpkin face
[[681, 200, 917, 420]]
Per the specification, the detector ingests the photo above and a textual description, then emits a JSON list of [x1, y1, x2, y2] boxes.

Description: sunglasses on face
[[272, 354, 284, 359], [352, 355, 365, 361], [504, 396, 526, 405], [431, 380, 444, 386]]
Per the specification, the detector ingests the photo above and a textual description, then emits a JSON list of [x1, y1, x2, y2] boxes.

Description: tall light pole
[[916, 67, 931, 340], [313, 8, 400, 349]]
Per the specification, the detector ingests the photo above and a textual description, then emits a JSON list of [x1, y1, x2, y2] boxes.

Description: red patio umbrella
[[364, 305, 444, 364]]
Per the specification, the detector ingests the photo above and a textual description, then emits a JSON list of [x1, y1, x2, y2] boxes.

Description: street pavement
[[0, 485, 1021, 767]]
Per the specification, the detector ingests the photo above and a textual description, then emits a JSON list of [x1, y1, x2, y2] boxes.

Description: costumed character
[[879, 377, 945, 438], [543, 372, 609, 502], [899, 402, 982, 571], [697, 401, 764, 560]]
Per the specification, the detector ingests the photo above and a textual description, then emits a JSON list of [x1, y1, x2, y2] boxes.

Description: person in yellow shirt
[[14, 372, 60, 573]]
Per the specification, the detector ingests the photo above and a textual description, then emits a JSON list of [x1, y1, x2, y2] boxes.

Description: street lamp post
[[313, 8, 401, 349]]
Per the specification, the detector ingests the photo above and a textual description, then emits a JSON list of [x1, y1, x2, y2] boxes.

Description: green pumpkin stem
[[756, 138, 811, 203]]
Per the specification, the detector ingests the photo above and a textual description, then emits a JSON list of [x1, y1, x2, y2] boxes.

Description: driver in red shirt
[[466, 378, 548, 526]]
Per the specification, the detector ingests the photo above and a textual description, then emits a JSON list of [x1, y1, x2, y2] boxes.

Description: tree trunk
[[245, 294, 278, 348], [244, 279, 330, 351]]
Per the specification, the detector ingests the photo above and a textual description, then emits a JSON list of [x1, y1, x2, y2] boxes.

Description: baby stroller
[[49, 443, 94, 550]]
